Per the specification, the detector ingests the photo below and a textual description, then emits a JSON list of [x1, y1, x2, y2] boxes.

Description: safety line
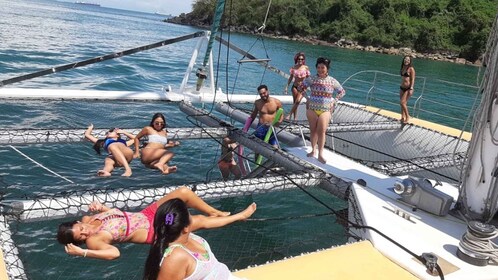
[[9, 145, 75, 184]]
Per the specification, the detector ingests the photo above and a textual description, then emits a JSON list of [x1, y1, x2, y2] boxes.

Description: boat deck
[[234, 241, 418, 280], [278, 145, 498, 279]]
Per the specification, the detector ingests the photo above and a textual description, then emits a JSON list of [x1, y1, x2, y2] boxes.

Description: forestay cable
[[0, 32, 205, 87]]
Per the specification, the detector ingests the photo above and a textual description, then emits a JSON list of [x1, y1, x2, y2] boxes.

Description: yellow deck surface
[[0, 249, 8, 280], [364, 106, 472, 141], [233, 241, 419, 280]]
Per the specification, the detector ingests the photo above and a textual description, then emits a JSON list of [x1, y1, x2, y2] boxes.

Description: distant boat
[[74, 1, 100, 6]]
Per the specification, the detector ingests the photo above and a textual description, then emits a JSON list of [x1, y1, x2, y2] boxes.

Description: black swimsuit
[[400, 70, 411, 91]]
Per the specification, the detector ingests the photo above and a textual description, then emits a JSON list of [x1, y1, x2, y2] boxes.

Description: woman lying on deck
[[56, 186, 254, 260]]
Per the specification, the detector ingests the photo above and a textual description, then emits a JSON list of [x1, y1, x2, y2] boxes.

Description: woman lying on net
[[84, 123, 135, 177], [134, 113, 179, 175], [143, 198, 256, 280], [56, 186, 251, 261]]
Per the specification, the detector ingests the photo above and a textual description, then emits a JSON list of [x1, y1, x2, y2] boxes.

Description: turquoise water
[[0, 0, 482, 279]]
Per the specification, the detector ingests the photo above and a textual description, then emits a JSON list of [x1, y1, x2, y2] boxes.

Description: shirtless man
[[249, 85, 284, 162], [218, 137, 242, 181]]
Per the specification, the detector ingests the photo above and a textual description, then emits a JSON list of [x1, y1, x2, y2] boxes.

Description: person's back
[[161, 233, 231, 280]]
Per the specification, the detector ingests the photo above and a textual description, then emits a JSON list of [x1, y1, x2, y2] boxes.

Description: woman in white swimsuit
[[143, 198, 256, 280], [134, 113, 179, 175]]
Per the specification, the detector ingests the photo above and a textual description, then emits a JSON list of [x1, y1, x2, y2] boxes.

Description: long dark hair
[[143, 198, 191, 280], [92, 128, 118, 155], [400, 56, 413, 75], [56, 220, 82, 245], [149, 113, 166, 131]]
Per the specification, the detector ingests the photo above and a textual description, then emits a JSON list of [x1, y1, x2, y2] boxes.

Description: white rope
[[459, 227, 498, 264], [257, 0, 272, 33], [9, 145, 75, 184]]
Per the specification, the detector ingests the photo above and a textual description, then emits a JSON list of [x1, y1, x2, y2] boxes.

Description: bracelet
[[83, 249, 88, 258]]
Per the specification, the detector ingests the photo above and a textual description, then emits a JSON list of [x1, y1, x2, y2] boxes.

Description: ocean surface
[[0, 0, 482, 279]]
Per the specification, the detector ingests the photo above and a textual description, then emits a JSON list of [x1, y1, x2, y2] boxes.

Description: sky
[[79, 0, 194, 16]]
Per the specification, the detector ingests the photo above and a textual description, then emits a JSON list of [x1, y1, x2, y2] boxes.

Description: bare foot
[[153, 162, 165, 172], [285, 115, 290, 120], [162, 166, 177, 175], [239, 202, 257, 220], [318, 155, 327, 164], [97, 170, 111, 177], [122, 170, 132, 177], [307, 151, 316, 158]]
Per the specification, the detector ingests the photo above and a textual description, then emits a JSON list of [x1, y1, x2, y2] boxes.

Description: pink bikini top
[[290, 66, 310, 79]]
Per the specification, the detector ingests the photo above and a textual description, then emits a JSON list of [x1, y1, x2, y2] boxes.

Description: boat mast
[[459, 14, 498, 222], [195, 0, 226, 91]]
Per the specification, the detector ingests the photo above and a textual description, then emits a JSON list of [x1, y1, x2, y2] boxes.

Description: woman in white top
[[134, 113, 180, 175], [143, 198, 256, 280]]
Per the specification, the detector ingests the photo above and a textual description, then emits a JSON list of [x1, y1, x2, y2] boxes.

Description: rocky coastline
[[166, 16, 481, 66]]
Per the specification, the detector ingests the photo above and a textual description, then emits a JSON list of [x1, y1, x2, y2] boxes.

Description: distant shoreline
[[165, 18, 481, 67]]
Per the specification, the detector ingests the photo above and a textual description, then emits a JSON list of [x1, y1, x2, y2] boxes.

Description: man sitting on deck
[[248, 84, 284, 161]]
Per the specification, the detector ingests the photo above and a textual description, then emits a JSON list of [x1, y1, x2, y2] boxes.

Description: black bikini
[[400, 70, 411, 91]]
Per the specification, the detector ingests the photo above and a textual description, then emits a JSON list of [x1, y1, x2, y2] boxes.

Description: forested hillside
[[174, 0, 497, 62]]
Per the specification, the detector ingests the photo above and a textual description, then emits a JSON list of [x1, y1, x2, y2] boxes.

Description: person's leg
[[399, 89, 408, 123], [155, 150, 176, 175], [230, 161, 242, 179], [107, 144, 132, 176], [218, 161, 230, 180], [306, 109, 318, 157], [316, 111, 331, 164], [98, 157, 115, 176], [253, 124, 267, 161], [142, 148, 176, 174], [399, 89, 405, 122], [287, 87, 302, 120], [156, 186, 229, 216]]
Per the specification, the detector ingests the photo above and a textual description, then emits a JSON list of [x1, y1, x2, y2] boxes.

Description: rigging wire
[[9, 145, 75, 184]]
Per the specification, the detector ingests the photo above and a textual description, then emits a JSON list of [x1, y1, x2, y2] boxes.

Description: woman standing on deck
[[399, 56, 416, 124], [284, 52, 310, 121], [143, 198, 256, 280], [84, 124, 135, 177], [134, 113, 179, 175], [299, 57, 345, 164], [57, 186, 246, 260]]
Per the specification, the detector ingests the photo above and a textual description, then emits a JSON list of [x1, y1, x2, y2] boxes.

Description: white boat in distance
[[74, 1, 100, 7]]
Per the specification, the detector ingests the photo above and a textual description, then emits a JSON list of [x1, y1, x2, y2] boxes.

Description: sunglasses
[[297, 58, 304, 61], [154, 121, 164, 125]]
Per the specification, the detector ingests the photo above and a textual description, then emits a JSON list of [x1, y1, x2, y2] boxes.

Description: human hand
[[133, 152, 140, 159], [89, 201, 104, 212], [65, 243, 85, 257], [87, 123, 94, 130], [174, 141, 180, 146]]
